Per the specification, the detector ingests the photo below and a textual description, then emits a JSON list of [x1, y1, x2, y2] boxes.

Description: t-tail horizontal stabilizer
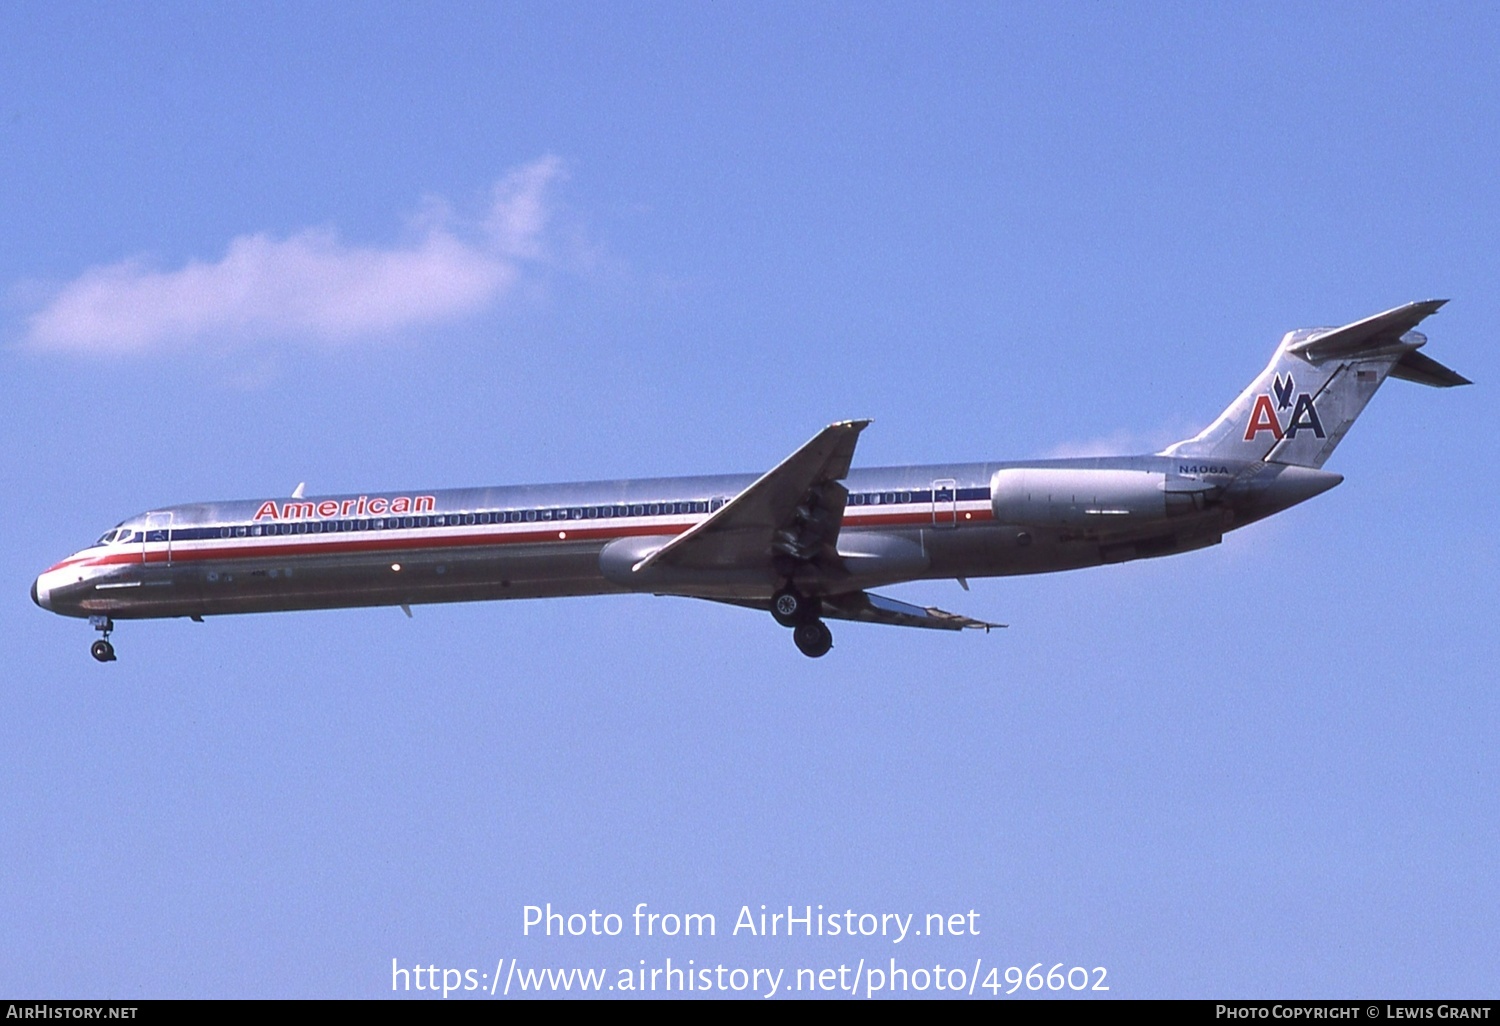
[[1285, 299, 1448, 360], [1288, 298, 1470, 387], [1388, 349, 1471, 388]]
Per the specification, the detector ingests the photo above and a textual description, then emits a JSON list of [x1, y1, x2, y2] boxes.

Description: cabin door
[[142, 511, 174, 566], [931, 479, 958, 529]]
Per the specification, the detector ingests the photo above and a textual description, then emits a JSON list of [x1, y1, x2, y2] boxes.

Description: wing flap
[[820, 590, 1005, 632]]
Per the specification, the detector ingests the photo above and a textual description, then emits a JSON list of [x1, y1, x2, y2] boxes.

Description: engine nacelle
[[991, 467, 1203, 528]]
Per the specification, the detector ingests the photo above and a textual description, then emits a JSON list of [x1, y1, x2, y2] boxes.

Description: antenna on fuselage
[[291, 482, 306, 499]]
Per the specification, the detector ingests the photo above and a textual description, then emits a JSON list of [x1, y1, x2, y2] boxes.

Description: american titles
[[253, 495, 437, 521]]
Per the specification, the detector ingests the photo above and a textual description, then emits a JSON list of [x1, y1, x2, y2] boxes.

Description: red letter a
[[1244, 394, 1284, 441]]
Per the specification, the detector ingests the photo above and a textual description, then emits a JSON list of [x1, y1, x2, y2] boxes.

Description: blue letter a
[[1286, 394, 1326, 438]]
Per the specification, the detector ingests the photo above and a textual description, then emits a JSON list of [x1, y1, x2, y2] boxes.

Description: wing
[[632, 419, 870, 572]]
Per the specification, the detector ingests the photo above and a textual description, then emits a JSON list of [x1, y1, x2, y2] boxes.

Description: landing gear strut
[[771, 586, 834, 658], [89, 616, 116, 663]]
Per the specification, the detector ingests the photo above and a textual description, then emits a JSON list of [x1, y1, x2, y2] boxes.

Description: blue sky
[[2, 2, 1496, 999]]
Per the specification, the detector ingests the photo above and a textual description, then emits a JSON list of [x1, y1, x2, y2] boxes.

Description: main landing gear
[[771, 586, 833, 658], [89, 616, 117, 663], [792, 620, 833, 658]]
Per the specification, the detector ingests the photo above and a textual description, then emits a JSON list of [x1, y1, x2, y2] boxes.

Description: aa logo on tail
[[1245, 373, 1325, 441]]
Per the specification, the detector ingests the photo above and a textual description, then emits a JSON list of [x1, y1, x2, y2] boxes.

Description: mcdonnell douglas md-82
[[34, 301, 1468, 661]]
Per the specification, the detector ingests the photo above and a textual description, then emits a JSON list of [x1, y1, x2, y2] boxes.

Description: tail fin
[[1162, 300, 1468, 469]]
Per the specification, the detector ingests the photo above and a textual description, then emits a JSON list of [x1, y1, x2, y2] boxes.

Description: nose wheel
[[89, 616, 117, 663]]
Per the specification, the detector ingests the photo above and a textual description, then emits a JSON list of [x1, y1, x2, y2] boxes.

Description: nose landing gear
[[89, 616, 117, 663], [771, 586, 834, 658]]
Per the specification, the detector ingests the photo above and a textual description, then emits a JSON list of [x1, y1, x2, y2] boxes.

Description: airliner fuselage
[[33, 455, 1319, 615]]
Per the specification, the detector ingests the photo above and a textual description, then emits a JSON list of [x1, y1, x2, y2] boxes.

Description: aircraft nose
[[31, 576, 50, 611]]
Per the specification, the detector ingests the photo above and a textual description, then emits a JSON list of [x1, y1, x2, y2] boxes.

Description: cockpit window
[[94, 526, 135, 546]]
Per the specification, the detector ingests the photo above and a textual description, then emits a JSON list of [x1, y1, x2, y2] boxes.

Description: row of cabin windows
[[850, 490, 971, 504], [852, 491, 923, 505], [211, 498, 728, 539], [117, 491, 980, 545]]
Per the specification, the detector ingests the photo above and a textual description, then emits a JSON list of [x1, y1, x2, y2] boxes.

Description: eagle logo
[[1272, 373, 1296, 410]]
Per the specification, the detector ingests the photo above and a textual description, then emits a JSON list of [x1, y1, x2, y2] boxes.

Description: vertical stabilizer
[[1162, 301, 1461, 469]]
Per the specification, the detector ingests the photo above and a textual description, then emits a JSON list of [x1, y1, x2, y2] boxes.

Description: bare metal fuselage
[[33, 454, 1328, 622]]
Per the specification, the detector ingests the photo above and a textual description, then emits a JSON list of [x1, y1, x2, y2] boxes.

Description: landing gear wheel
[[793, 620, 833, 658], [771, 586, 819, 628], [89, 615, 117, 663]]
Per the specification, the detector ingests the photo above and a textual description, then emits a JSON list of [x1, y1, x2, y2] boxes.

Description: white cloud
[[1044, 423, 1195, 458], [22, 156, 566, 355]]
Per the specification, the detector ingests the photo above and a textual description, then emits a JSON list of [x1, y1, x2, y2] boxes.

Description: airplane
[[33, 300, 1468, 662]]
